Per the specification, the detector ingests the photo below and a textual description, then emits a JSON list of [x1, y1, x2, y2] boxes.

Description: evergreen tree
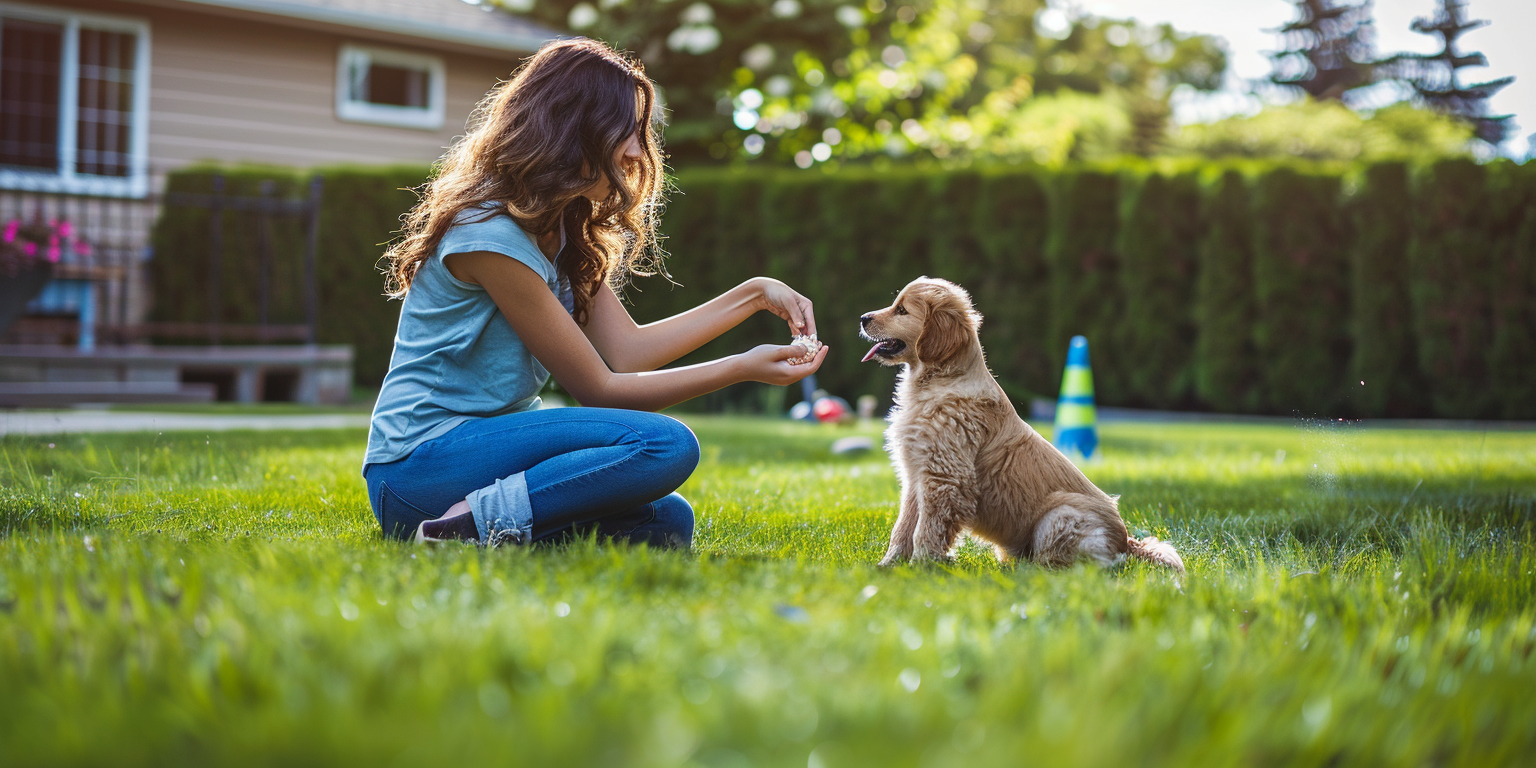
[[1268, 0, 1381, 103], [1392, 0, 1514, 145]]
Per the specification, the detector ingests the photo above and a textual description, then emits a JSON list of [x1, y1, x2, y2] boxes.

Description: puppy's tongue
[[861, 343, 884, 363]]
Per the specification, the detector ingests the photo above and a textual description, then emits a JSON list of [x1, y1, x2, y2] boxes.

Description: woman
[[363, 39, 827, 548]]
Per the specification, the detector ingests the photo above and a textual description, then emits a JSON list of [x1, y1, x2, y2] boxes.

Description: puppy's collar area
[[910, 341, 989, 383]]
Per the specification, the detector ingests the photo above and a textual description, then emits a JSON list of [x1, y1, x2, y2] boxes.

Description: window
[[336, 44, 445, 130], [0, 3, 149, 196], [0, 18, 62, 171]]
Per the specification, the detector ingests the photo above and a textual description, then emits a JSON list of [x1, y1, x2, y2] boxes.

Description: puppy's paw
[[878, 550, 908, 568], [909, 550, 956, 566]]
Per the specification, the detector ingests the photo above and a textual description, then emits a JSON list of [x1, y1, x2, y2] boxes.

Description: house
[[0, 0, 560, 403], [1, 0, 558, 194]]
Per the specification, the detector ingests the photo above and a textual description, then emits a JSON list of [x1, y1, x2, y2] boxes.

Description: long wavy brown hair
[[384, 38, 666, 325]]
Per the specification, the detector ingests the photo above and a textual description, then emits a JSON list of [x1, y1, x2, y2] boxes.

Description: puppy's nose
[[859, 313, 872, 328]]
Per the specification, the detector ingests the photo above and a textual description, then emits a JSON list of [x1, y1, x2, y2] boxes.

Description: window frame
[[334, 43, 446, 131], [0, 1, 150, 198]]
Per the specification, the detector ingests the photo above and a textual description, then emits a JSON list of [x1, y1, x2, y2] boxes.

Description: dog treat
[[789, 333, 822, 364]]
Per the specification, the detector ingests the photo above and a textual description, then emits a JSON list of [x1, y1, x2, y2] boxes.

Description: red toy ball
[[812, 397, 847, 423]]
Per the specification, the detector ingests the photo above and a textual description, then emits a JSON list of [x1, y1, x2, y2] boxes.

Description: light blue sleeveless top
[[364, 205, 573, 467]]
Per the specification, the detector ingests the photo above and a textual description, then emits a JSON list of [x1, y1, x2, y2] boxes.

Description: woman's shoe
[[414, 511, 480, 544]]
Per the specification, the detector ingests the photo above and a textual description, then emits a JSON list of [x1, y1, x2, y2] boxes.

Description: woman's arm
[[448, 252, 827, 411], [582, 277, 815, 373]]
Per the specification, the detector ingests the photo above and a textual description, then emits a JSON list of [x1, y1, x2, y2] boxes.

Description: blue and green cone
[[1053, 335, 1098, 459]]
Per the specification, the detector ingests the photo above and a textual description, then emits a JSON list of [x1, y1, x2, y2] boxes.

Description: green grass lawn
[[2, 416, 1533, 767]]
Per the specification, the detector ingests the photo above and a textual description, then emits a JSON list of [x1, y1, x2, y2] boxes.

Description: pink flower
[[48, 244, 61, 262], [56, 221, 72, 238], [22, 242, 37, 256], [2, 221, 16, 243], [73, 240, 92, 256]]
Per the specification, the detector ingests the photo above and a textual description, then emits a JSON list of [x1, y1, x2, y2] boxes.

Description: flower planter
[[0, 261, 53, 337]]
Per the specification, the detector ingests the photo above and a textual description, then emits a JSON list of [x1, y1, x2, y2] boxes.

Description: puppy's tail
[[1126, 536, 1185, 574]]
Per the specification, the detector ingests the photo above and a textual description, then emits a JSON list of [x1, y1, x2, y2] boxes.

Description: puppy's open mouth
[[861, 338, 907, 362]]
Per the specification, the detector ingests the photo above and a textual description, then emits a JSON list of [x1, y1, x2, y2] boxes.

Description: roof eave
[[121, 0, 558, 56]]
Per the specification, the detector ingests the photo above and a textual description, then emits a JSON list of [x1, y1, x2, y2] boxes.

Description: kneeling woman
[[364, 39, 827, 547]]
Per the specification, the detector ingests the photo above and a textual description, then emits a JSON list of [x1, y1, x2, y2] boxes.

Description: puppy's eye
[[894, 305, 907, 315]]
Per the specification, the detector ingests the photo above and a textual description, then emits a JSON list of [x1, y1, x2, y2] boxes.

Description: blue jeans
[[363, 408, 699, 548]]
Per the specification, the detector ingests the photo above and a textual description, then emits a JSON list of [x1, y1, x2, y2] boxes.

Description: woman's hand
[[748, 277, 818, 337], [738, 343, 829, 386]]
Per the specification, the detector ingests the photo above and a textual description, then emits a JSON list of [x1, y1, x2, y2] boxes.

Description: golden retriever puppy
[[860, 277, 1184, 573]]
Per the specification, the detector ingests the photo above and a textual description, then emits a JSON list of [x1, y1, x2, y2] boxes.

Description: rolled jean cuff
[[466, 471, 533, 545]]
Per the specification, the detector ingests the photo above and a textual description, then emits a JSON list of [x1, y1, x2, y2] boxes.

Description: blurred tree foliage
[[1390, 0, 1515, 145], [501, 0, 1226, 164], [1267, 0, 1382, 104], [1167, 101, 1473, 162], [502, 0, 864, 162]]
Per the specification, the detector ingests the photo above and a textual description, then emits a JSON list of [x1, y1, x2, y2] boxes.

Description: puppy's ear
[[917, 297, 976, 367], [935, 279, 983, 331]]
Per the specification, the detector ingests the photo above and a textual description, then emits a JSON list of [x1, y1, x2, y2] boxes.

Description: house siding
[[48, 0, 523, 174]]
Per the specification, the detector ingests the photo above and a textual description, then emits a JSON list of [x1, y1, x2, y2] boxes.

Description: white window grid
[[0, 1, 150, 198], [335, 43, 446, 131]]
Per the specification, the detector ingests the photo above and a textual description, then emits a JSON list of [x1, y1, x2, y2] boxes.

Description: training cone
[[1053, 335, 1098, 459]]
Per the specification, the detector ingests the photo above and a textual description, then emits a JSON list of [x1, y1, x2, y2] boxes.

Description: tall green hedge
[[150, 169, 311, 332], [315, 167, 427, 387], [1350, 162, 1425, 417], [1046, 170, 1122, 402], [1409, 160, 1497, 419], [1117, 170, 1202, 409], [1251, 168, 1351, 415], [629, 170, 786, 411], [150, 161, 1535, 419], [1194, 170, 1262, 413], [1488, 162, 1536, 420], [971, 170, 1053, 398]]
